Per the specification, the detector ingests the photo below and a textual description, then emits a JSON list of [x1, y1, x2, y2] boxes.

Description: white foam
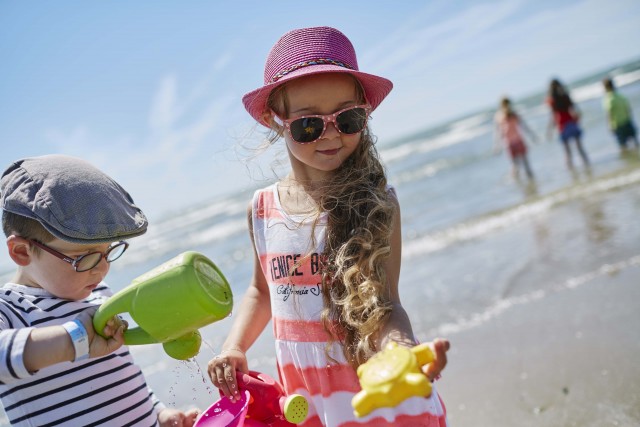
[[429, 254, 640, 337], [382, 122, 492, 163], [571, 69, 640, 103], [403, 168, 640, 258]]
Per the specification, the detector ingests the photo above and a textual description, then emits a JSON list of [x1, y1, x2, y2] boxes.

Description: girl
[[208, 26, 449, 427], [546, 78, 590, 169], [494, 96, 537, 179]]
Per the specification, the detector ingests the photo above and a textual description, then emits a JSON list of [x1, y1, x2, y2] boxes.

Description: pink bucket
[[194, 390, 251, 427]]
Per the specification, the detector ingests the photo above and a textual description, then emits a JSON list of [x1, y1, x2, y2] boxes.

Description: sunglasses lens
[[76, 252, 102, 272], [336, 107, 367, 134], [289, 117, 325, 143]]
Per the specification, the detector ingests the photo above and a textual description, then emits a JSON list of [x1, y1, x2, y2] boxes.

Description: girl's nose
[[321, 121, 340, 140]]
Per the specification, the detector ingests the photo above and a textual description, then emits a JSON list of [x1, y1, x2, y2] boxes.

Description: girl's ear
[[262, 110, 285, 134], [261, 111, 277, 128], [6, 235, 33, 267]]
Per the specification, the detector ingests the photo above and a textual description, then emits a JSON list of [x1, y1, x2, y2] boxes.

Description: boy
[[603, 77, 639, 149], [0, 155, 198, 426]]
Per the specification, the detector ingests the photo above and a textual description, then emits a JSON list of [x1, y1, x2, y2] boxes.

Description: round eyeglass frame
[[28, 239, 129, 272]]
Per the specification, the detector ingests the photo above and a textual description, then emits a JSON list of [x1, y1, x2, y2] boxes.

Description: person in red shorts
[[494, 96, 537, 180]]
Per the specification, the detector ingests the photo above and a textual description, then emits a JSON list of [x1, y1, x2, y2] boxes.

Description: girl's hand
[[158, 407, 200, 427], [207, 348, 248, 402], [78, 308, 127, 358], [421, 338, 450, 382]]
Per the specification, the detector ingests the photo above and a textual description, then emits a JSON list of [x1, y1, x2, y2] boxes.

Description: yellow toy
[[351, 342, 434, 418]]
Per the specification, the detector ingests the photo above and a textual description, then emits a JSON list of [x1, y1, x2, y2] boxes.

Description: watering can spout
[[93, 251, 233, 360]]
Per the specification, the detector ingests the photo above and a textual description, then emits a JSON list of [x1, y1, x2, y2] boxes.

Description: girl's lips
[[317, 148, 340, 156]]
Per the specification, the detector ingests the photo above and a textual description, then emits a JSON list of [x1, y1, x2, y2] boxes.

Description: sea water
[[1, 59, 639, 419]]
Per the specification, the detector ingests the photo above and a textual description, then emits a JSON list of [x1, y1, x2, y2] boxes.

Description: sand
[[437, 263, 640, 426], [426, 171, 640, 427]]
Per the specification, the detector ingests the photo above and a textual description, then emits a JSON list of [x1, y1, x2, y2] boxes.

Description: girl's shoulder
[[251, 182, 278, 204]]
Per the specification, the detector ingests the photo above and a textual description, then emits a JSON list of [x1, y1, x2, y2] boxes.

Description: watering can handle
[[92, 287, 159, 345]]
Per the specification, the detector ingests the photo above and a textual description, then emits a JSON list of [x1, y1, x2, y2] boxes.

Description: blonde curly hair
[[266, 78, 396, 368]]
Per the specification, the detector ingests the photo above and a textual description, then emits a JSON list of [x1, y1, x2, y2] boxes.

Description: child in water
[[546, 78, 590, 169], [602, 77, 639, 150], [494, 96, 537, 179], [207, 27, 450, 427]]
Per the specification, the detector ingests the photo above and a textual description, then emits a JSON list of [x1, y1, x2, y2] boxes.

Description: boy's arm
[[1, 308, 126, 376], [22, 325, 77, 371], [603, 97, 613, 129]]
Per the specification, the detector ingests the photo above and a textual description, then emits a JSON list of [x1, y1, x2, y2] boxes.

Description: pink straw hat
[[242, 26, 393, 127]]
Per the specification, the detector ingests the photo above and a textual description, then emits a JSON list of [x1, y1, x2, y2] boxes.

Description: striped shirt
[[0, 282, 163, 426], [252, 184, 448, 427]]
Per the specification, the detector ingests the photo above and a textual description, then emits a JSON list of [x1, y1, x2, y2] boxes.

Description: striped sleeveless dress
[[252, 183, 448, 427]]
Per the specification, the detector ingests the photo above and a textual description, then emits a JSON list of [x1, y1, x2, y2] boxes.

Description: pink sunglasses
[[272, 104, 371, 144]]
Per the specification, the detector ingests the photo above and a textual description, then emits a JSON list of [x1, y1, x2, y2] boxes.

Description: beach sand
[[434, 178, 640, 427], [437, 262, 640, 427]]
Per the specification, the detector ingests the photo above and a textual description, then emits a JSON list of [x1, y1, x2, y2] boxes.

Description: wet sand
[[434, 178, 640, 427], [437, 261, 640, 427]]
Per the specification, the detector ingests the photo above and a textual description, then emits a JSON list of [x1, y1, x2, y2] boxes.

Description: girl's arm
[[207, 203, 272, 401], [517, 115, 538, 143], [374, 196, 449, 381], [375, 196, 414, 348], [493, 115, 504, 153]]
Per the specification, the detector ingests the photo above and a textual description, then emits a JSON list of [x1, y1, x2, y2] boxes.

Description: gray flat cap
[[1, 154, 148, 243]]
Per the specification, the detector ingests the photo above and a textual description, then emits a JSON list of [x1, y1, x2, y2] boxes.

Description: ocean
[[1, 58, 639, 424]]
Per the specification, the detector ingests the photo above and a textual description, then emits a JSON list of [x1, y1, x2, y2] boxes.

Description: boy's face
[[19, 237, 113, 300]]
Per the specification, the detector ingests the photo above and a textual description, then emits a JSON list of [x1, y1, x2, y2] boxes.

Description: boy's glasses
[[272, 104, 371, 144], [29, 240, 129, 272]]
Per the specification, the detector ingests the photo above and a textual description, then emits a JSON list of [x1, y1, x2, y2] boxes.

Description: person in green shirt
[[602, 77, 638, 150]]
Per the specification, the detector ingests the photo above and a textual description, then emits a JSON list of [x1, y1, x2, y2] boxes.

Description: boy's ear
[[6, 235, 33, 267]]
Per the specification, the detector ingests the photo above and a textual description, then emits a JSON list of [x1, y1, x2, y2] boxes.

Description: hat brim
[[242, 65, 393, 127]]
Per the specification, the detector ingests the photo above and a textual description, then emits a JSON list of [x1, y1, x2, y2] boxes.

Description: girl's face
[[19, 238, 112, 300], [276, 73, 364, 180]]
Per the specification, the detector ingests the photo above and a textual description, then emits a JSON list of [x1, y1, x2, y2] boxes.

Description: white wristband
[[62, 319, 90, 362]]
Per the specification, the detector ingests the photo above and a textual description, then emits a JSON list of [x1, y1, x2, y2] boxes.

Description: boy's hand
[[158, 407, 200, 427], [77, 308, 127, 358]]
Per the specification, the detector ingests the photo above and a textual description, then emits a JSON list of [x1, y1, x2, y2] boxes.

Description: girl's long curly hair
[[266, 77, 396, 368]]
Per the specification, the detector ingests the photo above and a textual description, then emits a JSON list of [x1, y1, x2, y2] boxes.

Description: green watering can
[[93, 251, 233, 360]]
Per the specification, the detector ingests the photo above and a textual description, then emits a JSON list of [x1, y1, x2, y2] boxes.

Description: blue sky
[[1, 0, 639, 219]]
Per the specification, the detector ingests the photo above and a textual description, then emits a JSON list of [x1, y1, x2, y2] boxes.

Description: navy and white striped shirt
[[0, 282, 163, 426]]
